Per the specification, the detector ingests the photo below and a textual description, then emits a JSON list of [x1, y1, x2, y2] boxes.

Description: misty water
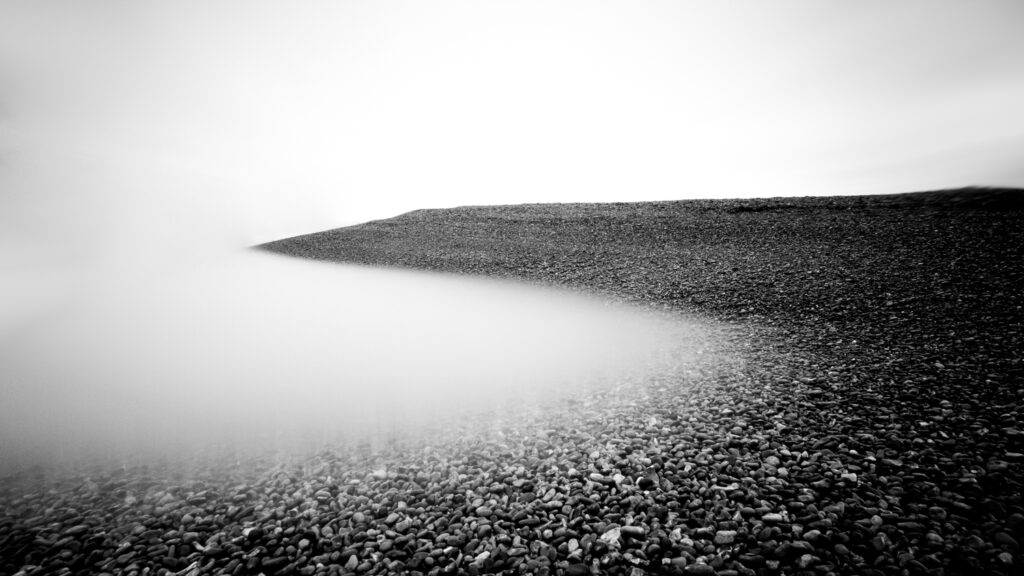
[[1, 250, 714, 473]]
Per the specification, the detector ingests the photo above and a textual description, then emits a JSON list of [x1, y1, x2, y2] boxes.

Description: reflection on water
[[0, 250, 704, 471]]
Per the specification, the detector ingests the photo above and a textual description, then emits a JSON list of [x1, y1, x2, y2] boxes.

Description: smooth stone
[[713, 530, 736, 545], [796, 554, 818, 569], [564, 563, 590, 576], [638, 471, 660, 491], [987, 460, 1010, 473], [262, 557, 289, 570], [737, 553, 765, 567], [620, 526, 646, 539], [993, 532, 1019, 549], [684, 563, 716, 575], [789, 540, 814, 554], [64, 524, 90, 536]]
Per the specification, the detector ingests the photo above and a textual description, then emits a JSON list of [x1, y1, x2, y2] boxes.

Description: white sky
[[2, 0, 1023, 251]]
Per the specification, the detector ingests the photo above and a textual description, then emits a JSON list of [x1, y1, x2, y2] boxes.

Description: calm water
[[0, 250, 706, 471]]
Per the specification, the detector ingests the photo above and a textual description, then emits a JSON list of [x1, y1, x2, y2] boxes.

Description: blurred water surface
[[1, 250, 702, 471]]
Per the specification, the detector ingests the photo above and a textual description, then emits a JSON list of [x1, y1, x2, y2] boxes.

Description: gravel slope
[[3, 188, 1022, 576], [262, 188, 1024, 575]]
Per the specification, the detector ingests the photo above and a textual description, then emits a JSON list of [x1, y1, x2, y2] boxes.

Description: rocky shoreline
[[4, 188, 1023, 575]]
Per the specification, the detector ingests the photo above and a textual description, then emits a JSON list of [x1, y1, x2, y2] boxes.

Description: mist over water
[[0, 250, 707, 473], [2, 1, 1022, 476], [0, 93, 714, 475]]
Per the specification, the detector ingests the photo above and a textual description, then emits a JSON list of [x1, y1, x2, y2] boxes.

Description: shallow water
[[0, 250, 710, 471]]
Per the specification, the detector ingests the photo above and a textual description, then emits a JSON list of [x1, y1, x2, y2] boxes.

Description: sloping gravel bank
[[262, 188, 1024, 575], [2, 189, 1021, 576]]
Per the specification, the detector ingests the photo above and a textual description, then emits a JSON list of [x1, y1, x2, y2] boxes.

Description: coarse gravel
[[3, 188, 1022, 576]]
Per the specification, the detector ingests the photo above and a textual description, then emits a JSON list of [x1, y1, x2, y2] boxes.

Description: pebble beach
[[3, 188, 1023, 576]]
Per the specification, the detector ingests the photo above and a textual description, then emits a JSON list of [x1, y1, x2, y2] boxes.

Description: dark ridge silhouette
[[260, 186, 1024, 259]]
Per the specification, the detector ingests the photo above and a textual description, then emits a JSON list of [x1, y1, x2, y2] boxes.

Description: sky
[[1, 0, 1023, 253]]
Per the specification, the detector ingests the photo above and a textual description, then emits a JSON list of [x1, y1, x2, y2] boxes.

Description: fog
[[0, 249, 706, 472], [17, 0, 1024, 474], [0, 37, 714, 473]]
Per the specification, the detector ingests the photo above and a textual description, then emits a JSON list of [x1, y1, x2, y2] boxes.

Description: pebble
[[927, 506, 947, 521], [638, 470, 660, 490], [262, 556, 289, 571], [64, 524, 89, 536], [565, 563, 590, 576], [713, 530, 736, 545], [600, 528, 622, 550], [620, 526, 646, 539], [987, 460, 1010, 473], [796, 554, 818, 569], [683, 563, 716, 575], [994, 532, 1019, 550]]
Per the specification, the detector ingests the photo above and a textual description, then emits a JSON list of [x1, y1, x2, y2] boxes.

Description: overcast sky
[[2, 0, 1023, 253]]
